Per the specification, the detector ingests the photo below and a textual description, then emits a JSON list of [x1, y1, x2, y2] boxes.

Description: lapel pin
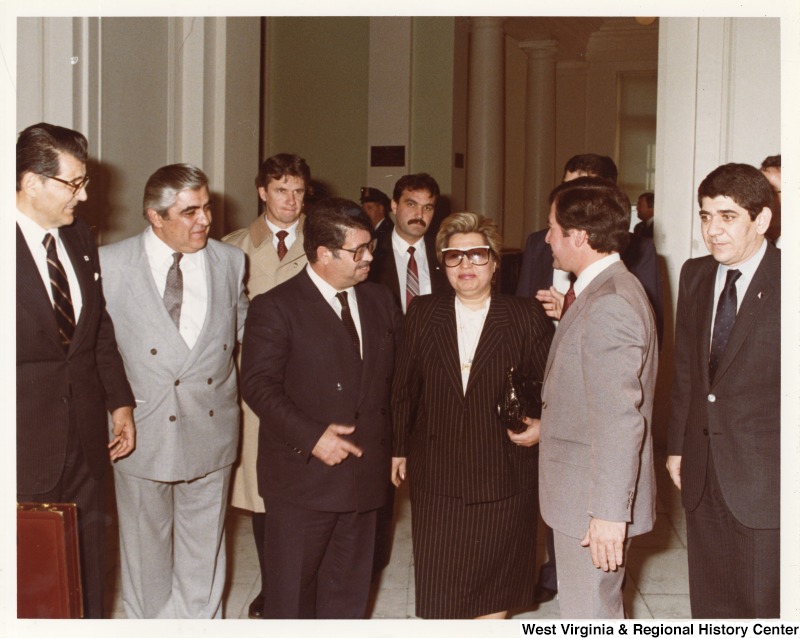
[[84, 255, 90, 261], [758, 291, 763, 299]]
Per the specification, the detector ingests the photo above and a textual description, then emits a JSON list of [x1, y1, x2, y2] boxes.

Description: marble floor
[[104, 450, 691, 620]]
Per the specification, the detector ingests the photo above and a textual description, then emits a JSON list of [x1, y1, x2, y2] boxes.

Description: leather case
[[17, 502, 83, 619]]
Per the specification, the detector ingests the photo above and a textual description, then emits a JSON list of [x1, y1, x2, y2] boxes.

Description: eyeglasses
[[337, 239, 377, 261], [441, 246, 492, 268], [42, 174, 91, 195]]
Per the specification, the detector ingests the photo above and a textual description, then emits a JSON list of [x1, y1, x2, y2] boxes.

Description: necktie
[[163, 252, 184, 329], [336, 291, 361, 356], [709, 268, 741, 382], [561, 282, 576, 318], [43, 233, 76, 350], [406, 246, 419, 311], [276, 230, 289, 260]]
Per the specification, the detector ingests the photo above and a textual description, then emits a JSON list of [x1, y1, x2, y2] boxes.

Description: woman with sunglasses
[[391, 211, 554, 619]]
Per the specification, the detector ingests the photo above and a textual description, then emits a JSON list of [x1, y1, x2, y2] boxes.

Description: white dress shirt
[[306, 264, 363, 358], [391, 230, 432, 313], [17, 209, 84, 321], [144, 227, 208, 348], [574, 253, 622, 298]]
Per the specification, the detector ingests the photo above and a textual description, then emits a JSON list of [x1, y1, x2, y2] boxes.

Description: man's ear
[[754, 207, 772, 235], [572, 228, 588, 248], [146, 208, 165, 228], [316, 245, 330, 265], [20, 171, 43, 197], [257, 186, 267, 203]]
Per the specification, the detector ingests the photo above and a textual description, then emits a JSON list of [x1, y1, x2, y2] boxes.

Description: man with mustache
[[368, 173, 449, 314], [241, 198, 402, 617]]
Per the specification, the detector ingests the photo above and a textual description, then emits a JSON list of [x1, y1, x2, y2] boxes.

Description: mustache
[[408, 218, 427, 228]]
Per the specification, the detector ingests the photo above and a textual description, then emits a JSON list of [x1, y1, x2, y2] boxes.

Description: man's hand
[[507, 416, 540, 447], [311, 424, 363, 466], [580, 518, 627, 571], [666, 455, 682, 491], [391, 457, 407, 487], [108, 405, 135, 461], [535, 286, 566, 320]]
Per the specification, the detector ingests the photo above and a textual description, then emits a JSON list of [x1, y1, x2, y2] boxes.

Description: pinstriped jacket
[[392, 292, 553, 505]]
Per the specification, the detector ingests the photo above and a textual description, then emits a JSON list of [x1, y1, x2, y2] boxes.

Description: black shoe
[[534, 584, 557, 604], [248, 593, 264, 619]]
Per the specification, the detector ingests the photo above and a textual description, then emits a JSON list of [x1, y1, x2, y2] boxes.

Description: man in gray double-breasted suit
[[100, 164, 248, 618], [538, 177, 657, 618]]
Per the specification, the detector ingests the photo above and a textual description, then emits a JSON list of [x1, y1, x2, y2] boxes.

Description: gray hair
[[143, 163, 209, 219]]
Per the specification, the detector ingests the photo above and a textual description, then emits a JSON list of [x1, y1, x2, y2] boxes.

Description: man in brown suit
[[538, 177, 658, 618]]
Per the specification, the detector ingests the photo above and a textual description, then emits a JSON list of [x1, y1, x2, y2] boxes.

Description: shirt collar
[[716, 236, 767, 282], [574, 252, 621, 297], [16, 208, 60, 244], [391, 228, 424, 253], [265, 216, 299, 238], [306, 262, 355, 299]]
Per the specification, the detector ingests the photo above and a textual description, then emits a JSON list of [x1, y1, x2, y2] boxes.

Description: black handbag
[[496, 366, 542, 433]]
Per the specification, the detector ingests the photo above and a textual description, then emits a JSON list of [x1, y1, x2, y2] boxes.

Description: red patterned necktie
[[43, 233, 76, 350], [406, 246, 419, 312], [561, 282, 576, 318], [276, 230, 289, 260]]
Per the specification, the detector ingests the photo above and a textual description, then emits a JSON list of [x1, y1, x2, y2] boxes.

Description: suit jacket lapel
[[16, 225, 63, 348], [695, 260, 718, 387], [430, 294, 464, 399], [60, 224, 97, 352]]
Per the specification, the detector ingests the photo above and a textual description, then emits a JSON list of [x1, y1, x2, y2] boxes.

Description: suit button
[[207, 378, 213, 384], [169, 415, 176, 422], [209, 410, 214, 417], [223, 344, 228, 350], [150, 348, 157, 355], [707, 394, 716, 403], [354, 411, 360, 420], [703, 428, 709, 436], [61, 396, 69, 404], [337, 383, 343, 392], [174, 379, 180, 386]]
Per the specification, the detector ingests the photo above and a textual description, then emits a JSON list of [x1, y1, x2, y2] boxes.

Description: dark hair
[[563, 154, 618, 183], [548, 177, 631, 254], [16, 122, 89, 191], [256, 153, 311, 189], [392, 173, 440, 203], [639, 192, 654, 207], [697, 163, 774, 221], [760, 155, 781, 170], [303, 197, 373, 263], [143, 164, 209, 220]]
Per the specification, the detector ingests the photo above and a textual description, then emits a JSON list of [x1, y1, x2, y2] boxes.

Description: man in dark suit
[[517, 154, 663, 605], [15, 122, 136, 618], [667, 163, 780, 618], [634, 192, 655, 238], [367, 173, 448, 313], [360, 186, 394, 242], [241, 198, 402, 618]]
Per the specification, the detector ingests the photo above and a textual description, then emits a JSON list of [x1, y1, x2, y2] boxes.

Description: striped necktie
[[406, 246, 419, 312], [42, 233, 76, 351]]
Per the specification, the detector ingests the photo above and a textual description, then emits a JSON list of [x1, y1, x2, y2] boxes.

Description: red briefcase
[[17, 502, 84, 619]]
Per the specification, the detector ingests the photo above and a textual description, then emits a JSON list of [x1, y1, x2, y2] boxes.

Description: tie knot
[[336, 291, 349, 306], [42, 232, 55, 251], [408, 246, 416, 256], [276, 230, 289, 241], [172, 252, 183, 266], [725, 268, 741, 287]]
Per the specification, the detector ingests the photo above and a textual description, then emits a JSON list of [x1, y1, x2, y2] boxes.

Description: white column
[[466, 17, 505, 226], [519, 39, 558, 238]]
